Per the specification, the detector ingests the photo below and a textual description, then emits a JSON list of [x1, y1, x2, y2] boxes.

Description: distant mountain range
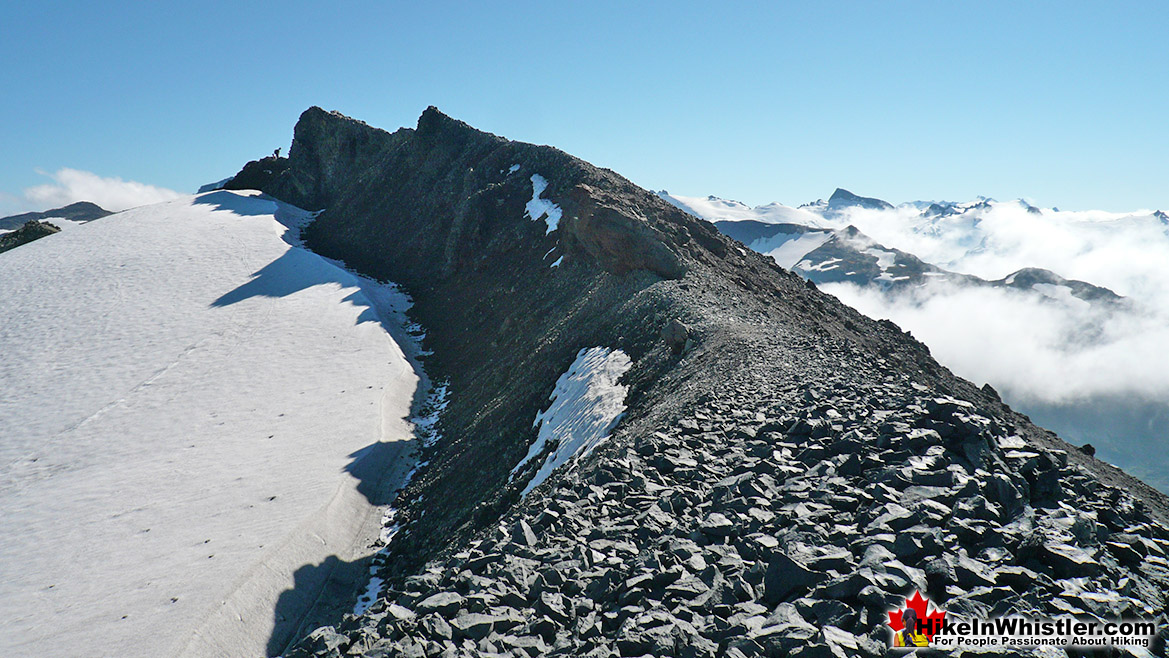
[[0, 202, 112, 254], [0, 201, 110, 231], [712, 219, 1124, 308]]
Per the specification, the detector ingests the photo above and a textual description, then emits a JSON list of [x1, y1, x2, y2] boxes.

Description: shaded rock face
[[233, 107, 1169, 657], [0, 220, 61, 254], [0, 201, 110, 231], [224, 155, 291, 193], [826, 188, 893, 213]]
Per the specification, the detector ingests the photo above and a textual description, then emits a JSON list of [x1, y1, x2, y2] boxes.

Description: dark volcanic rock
[[230, 107, 1169, 658], [224, 155, 290, 193], [765, 553, 825, 604], [565, 183, 686, 279], [0, 220, 61, 254]]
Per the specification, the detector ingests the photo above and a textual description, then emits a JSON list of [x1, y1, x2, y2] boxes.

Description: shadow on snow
[[196, 190, 427, 656], [265, 438, 420, 657], [209, 248, 382, 326]]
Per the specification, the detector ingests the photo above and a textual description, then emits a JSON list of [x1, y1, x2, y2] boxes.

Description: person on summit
[[273, 147, 282, 159], [894, 606, 930, 647]]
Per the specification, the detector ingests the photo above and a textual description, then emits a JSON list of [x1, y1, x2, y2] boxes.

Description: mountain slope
[[0, 200, 111, 230], [234, 108, 1169, 657], [0, 192, 421, 658]]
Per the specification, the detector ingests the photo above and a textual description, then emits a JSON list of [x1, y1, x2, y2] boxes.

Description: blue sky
[[2, 1, 1167, 213]]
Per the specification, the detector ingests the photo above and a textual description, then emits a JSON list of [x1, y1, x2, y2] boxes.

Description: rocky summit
[[232, 107, 1169, 657]]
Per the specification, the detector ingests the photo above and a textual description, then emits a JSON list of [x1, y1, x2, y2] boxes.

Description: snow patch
[[1033, 283, 1090, 309], [507, 164, 520, 174], [525, 174, 562, 234], [511, 347, 632, 497], [799, 257, 843, 272], [753, 231, 832, 269], [865, 247, 897, 270], [413, 383, 449, 448], [352, 576, 384, 616], [353, 454, 429, 615]]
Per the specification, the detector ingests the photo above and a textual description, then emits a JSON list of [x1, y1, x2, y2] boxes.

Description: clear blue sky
[[2, 1, 1167, 212]]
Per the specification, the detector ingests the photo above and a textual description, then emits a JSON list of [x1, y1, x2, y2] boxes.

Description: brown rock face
[[562, 184, 685, 280]]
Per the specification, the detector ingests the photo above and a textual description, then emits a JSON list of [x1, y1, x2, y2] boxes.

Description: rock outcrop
[[0, 220, 61, 254], [232, 107, 1169, 657]]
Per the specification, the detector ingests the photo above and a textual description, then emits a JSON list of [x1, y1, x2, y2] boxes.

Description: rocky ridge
[[0, 220, 62, 254], [230, 107, 1169, 657]]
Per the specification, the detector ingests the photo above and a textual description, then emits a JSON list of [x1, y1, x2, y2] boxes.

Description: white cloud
[[803, 198, 1169, 407], [824, 280, 1169, 405], [821, 202, 1169, 302], [21, 168, 183, 213]]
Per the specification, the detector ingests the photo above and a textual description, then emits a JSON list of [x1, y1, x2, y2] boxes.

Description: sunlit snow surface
[[748, 230, 832, 269], [658, 192, 827, 227], [0, 191, 419, 657], [511, 347, 631, 498]]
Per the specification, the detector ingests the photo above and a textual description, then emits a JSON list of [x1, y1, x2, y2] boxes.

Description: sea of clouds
[[813, 201, 1169, 406]]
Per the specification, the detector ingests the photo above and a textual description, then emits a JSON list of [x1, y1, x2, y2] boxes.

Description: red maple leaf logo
[[887, 591, 947, 640]]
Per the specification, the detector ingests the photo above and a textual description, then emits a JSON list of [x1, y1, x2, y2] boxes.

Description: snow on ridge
[[864, 247, 897, 271], [525, 174, 562, 235], [1032, 282, 1091, 309], [511, 347, 633, 498], [197, 177, 231, 193], [751, 230, 832, 269], [659, 192, 825, 227]]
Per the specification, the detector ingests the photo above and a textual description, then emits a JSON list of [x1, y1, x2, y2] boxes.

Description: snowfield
[[0, 191, 421, 657]]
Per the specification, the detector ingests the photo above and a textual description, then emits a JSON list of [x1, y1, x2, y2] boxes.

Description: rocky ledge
[[0, 220, 62, 254]]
